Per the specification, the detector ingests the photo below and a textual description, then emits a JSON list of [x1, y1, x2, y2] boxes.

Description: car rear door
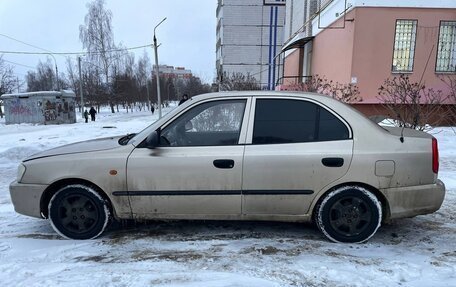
[[125, 97, 251, 219], [242, 97, 354, 216]]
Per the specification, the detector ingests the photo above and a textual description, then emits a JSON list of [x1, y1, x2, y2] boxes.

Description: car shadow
[[104, 219, 323, 244]]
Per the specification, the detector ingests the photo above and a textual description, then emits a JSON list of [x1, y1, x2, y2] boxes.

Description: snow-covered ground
[[0, 107, 455, 287]]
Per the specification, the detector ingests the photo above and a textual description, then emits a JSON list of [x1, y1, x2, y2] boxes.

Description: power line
[[2, 58, 35, 69], [0, 44, 153, 56], [0, 33, 56, 55]]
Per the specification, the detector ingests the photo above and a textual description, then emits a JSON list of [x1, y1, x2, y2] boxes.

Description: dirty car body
[[9, 91, 445, 242]]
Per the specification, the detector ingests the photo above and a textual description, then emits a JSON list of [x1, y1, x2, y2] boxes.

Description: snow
[[0, 106, 455, 286]]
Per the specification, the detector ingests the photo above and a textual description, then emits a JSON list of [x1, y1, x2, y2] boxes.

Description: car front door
[[126, 98, 251, 219], [242, 97, 354, 216]]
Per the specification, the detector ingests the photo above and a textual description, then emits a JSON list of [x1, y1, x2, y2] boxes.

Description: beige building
[[277, 0, 456, 117]]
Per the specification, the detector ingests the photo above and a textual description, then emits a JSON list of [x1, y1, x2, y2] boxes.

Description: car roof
[[191, 91, 334, 101]]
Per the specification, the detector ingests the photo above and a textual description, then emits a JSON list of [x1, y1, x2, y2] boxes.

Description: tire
[[316, 186, 382, 243], [48, 184, 110, 240]]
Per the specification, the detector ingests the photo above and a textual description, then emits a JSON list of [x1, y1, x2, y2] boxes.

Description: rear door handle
[[322, 157, 344, 167], [213, 159, 235, 169]]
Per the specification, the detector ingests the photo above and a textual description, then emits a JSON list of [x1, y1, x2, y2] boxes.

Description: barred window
[[392, 20, 417, 72], [436, 21, 456, 73]]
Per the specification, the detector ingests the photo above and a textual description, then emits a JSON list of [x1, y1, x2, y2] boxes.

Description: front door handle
[[322, 157, 344, 167], [213, 159, 235, 169]]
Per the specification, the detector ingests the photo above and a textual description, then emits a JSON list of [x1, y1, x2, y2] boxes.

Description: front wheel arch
[[48, 184, 111, 239], [40, 178, 113, 219]]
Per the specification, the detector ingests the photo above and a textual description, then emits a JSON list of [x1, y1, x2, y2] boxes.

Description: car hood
[[24, 136, 123, 162]]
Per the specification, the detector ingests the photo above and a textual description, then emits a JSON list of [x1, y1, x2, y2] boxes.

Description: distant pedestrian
[[83, 109, 89, 123], [178, 94, 189, 106], [89, 107, 97, 121], [151, 105, 155, 114]]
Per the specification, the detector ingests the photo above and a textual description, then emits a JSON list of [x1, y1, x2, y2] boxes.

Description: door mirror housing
[[146, 131, 160, 149]]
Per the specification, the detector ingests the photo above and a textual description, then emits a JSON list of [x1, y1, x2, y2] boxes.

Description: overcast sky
[[0, 0, 217, 84]]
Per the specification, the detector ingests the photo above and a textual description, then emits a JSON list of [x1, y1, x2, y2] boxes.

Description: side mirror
[[146, 131, 159, 149]]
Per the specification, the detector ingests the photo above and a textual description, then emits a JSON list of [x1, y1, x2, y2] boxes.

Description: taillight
[[432, 137, 439, 174]]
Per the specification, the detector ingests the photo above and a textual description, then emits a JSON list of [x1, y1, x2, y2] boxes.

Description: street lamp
[[153, 17, 167, 118]]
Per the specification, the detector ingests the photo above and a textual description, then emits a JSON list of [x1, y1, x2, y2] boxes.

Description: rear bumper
[[382, 179, 445, 220], [9, 181, 48, 219]]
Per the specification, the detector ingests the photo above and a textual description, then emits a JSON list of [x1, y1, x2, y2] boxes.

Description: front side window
[[436, 21, 456, 73], [160, 99, 246, 146], [252, 99, 349, 145], [392, 20, 418, 72]]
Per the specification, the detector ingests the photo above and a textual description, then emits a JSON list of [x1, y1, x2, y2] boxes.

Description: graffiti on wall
[[42, 99, 76, 123], [10, 101, 33, 116], [4, 94, 77, 125], [43, 100, 57, 122]]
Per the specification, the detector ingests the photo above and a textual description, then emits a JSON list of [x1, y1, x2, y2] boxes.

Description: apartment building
[[153, 65, 192, 80], [216, 0, 286, 89], [277, 0, 455, 116]]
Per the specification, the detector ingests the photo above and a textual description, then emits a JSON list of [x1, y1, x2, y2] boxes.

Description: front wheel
[[316, 186, 382, 243], [48, 184, 110, 239]]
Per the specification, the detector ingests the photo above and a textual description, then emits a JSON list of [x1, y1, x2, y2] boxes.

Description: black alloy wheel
[[316, 186, 382, 243], [48, 184, 110, 240]]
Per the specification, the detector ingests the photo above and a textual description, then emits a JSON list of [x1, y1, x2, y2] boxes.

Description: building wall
[[282, 49, 301, 84], [216, 0, 286, 89], [351, 7, 456, 103], [311, 9, 355, 85], [281, 0, 455, 107]]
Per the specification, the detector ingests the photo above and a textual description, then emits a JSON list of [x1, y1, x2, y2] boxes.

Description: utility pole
[[16, 76, 19, 93], [153, 17, 166, 118], [78, 56, 84, 117]]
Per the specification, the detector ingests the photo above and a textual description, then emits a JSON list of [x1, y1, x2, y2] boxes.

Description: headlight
[[17, 164, 26, 183]]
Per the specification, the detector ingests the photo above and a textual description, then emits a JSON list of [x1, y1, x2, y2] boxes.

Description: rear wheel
[[316, 186, 382, 243], [48, 184, 110, 239]]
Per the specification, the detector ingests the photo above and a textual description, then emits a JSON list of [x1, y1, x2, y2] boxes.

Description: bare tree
[[439, 75, 456, 126], [0, 55, 17, 118], [79, 0, 116, 113], [179, 76, 211, 97], [66, 57, 80, 95], [165, 77, 176, 104], [135, 51, 151, 109], [284, 75, 362, 103], [219, 72, 261, 91], [378, 74, 448, 131], [26, 59, 56, 92]]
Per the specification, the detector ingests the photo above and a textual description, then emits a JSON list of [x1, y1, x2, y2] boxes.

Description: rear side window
[[318, 107, 350, 141], [253, 99, 349, 144]]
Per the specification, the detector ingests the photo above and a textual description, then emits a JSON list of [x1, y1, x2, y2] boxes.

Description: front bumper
[[9, 181, 48, 219], [382, 179, 446, 220]]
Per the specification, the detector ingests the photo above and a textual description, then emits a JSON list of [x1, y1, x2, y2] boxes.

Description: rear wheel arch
[[312, 182, 390, 223], [40, 178, 114, 219]]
